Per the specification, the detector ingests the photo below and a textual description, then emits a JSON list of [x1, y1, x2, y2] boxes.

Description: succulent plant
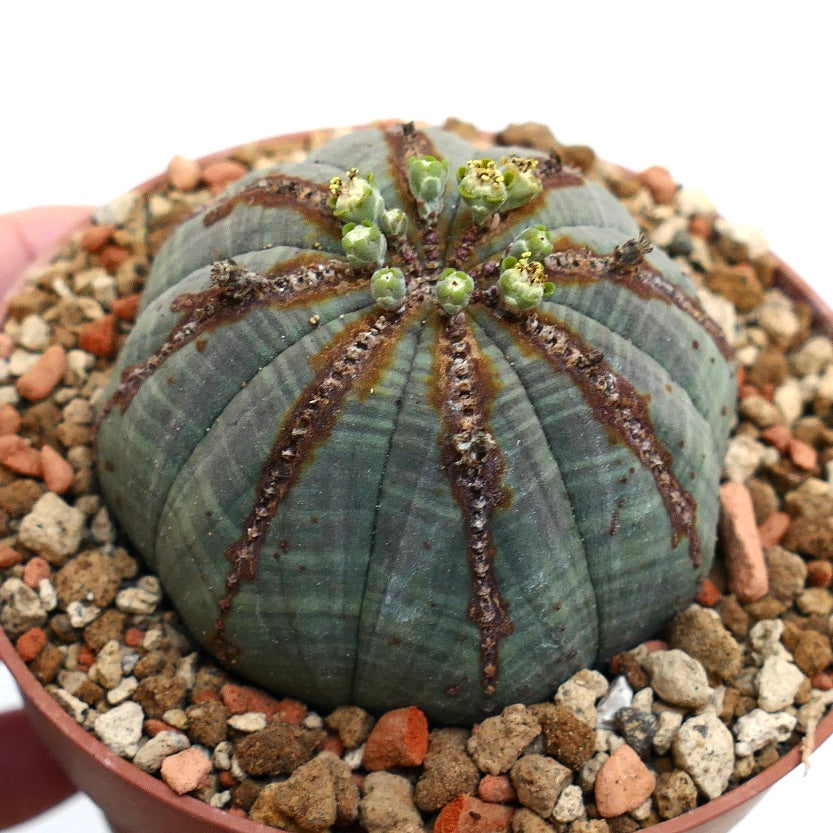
[[96, 123, 735, 724]]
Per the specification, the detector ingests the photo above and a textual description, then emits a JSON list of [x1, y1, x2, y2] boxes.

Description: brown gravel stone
[[0, 403, 21, 435], [324, 704, 375, 750], [132, 674, 187, 719], [234, 720, 326, 776], [28, 642, 63, 684], [747, 347, 789, 388], [186, 698, 229, 747], [0, 479, 45, 516], [231, 778, 265, 811], [796, 587, 833, 615], [510, 754, 571, 817], [782, 516, 833, 559], [792, 629, 833, 677], [653, 769, 697, 819], [414, 728, 480, 813], [534, 702, 595, 770], [618, 652, 650, 691], [744, 595, 788, 621], [83, 609, 126, 651], [133, 649, 179, 679], [668, 604, 742, 683], [54, 550, 121, 608], [495, 122, 557, 151], [511, 807, 557, 833], [467, 704, 541, 775], [764, 546, 808, 602], [807, 560, 833, 587], [746, 477, 780, 524], [705, 265, 763, 312]]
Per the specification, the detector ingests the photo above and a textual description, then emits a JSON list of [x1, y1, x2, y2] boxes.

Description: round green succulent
[[97, 124, 735, 723]]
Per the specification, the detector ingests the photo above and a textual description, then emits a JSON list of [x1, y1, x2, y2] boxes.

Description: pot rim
[[2, 122, 833, 833]]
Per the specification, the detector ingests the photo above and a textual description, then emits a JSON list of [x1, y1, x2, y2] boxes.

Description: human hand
[[1, 205, 91, 827]]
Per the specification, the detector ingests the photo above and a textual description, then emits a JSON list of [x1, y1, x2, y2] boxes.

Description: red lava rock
[[697, 577, 722, 607], [758, 511, 791, 547], [478, 774, 517, 803], [811, 672, 833, 691], [363, 706, 429, 771], [40, 444, 74, 494], [275, 697, 306, 725], [594, 744, 656, 818], [688, 216, 712, 238], [76, 646, 96, 671], [789, 438, 818, 471], [0, 436, 43, 477], [167, 155, 202, 191], [16, 626, 47, 661], [160, 747, 212, 795], [144, 719, 179, 737], [112, 293, 141, 322], [435, 795, 514, 833], [637, 165, 678, 203], [220, 683, 282, 718], [760, 424, 792, 453], [0, 403, 21, 435], [22, 556, 51, 588], [191, 689, 221, 704], [78, 314, 117, 358], [807, 560, 833, 588], [98, 244, 130, 273], [217, 770, 238, 789], [16, 344, 67, 401], [124, 627, 145, 647], [201, 160, 248, 193], [0, 546, 23, 568], [80, 223, 115, 253], [319, 733, 345, 757], [720, 481, 768, 602]]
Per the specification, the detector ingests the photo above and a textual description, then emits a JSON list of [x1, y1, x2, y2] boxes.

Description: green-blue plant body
[[96, 125, 736, 724]]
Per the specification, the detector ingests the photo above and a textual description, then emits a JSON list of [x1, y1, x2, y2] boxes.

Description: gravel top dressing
[[2, 119, 833, 833]]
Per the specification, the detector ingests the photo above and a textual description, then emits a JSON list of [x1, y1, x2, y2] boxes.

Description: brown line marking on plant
[[544, 236, 734, 361], [102, 254, 360, 417], [430, 312, 513, 697], [210, 305, 417, 662], [384, 122, 446, 271], [495, 305, 702, 567], [202, 172, 341, 239]]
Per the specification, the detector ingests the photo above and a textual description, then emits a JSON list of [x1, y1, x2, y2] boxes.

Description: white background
[[1, 2, 832, 831]]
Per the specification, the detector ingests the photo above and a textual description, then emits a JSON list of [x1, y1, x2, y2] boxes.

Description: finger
[[0, 206, 93, 297]]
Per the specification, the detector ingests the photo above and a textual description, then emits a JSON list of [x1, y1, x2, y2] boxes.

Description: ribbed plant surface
[[97, 125, 735, 723]]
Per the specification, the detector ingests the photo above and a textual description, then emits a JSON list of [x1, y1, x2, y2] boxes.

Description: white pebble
[[66, 600, 102, 628], [89, 639, 123, 689], [595, 675, 633, 729], [0, 577, 47, 637], [0, 385, 21, 406], [673, 711, 735, 800], [734, 709, 797, 757], [133, 731, 190, 773], [18, 492, 86, 566], [644, 650, 713, 708], [209, 791, 232, 809], [107, 676, 139, 705], [773, 379, 804, 426], [723, 434, 769, 482], [552, 784, 585, 823], [38, 578, 58, 612], [555, 669, 609, 725], [116, 586, 160, 614], [756, 656, 806, 712], [228, 712, 268, 733], [697, 288, 738, 346], [94, 701, 144, 758], [676, 187, 716, 218], [653, 709, 683, 756], [17, 315, 51, 351], [344, 744, 365, 771], [714, 218, 769, 260], [631, 687, 654, 714], [162, 708, 188, 730], [749, 620, 790, 663], [792, 336, 833, 377], [8, 349, 41, 377], [0, 359, 10, 384], [212, 741, 233, 770], [48, 686, 89, 724], [302, 711, 324, 729], [66, 348, 95, 378]]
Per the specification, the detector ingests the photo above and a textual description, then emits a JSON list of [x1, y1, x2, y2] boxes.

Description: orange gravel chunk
[[0, 403, 21, 435], [16, 344, 67, 401], [40, 444, 74, 494], [435, 795, 514, 833], [789, 438, 818, 471], [78, 314, 117, 358], [16, 627, 48, 662], [363, 705, 429, 771], [201, 160, 248, 193], [160, 747, 212, 795], [758, 511, 791, 547], [0, 546, 23, 568], [80, 223, 115, 253], [219, 683, 282, 718], [98, 245, 130, 272], [23, 556, 50, 588], [696, 577, 722, 607], [0, 435, 43, 477], [275, 697, 306, 725], [478, 774, 517, 804], [760, 424, 792, 453], [595, 744, 656, 818], [807, 560, 833, 588], [720, 481, 768, 603], [112, 293, 141, 322]]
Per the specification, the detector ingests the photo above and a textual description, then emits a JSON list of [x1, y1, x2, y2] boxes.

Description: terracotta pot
[[1, 127, 832, 833]]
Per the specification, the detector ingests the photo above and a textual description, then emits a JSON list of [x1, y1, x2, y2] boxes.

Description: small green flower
[[500, 156, 542, 211], [508, 225, 553, 261], [380, 207, 409, 240], [497, 253, 554, 313], [341, 221, 387, 267], [370, 266, 407, 311], [407, 155, 449, 222], [457, 159, 507, 224], [328, 169, 385, 225], [435, 268, 475, 315]]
